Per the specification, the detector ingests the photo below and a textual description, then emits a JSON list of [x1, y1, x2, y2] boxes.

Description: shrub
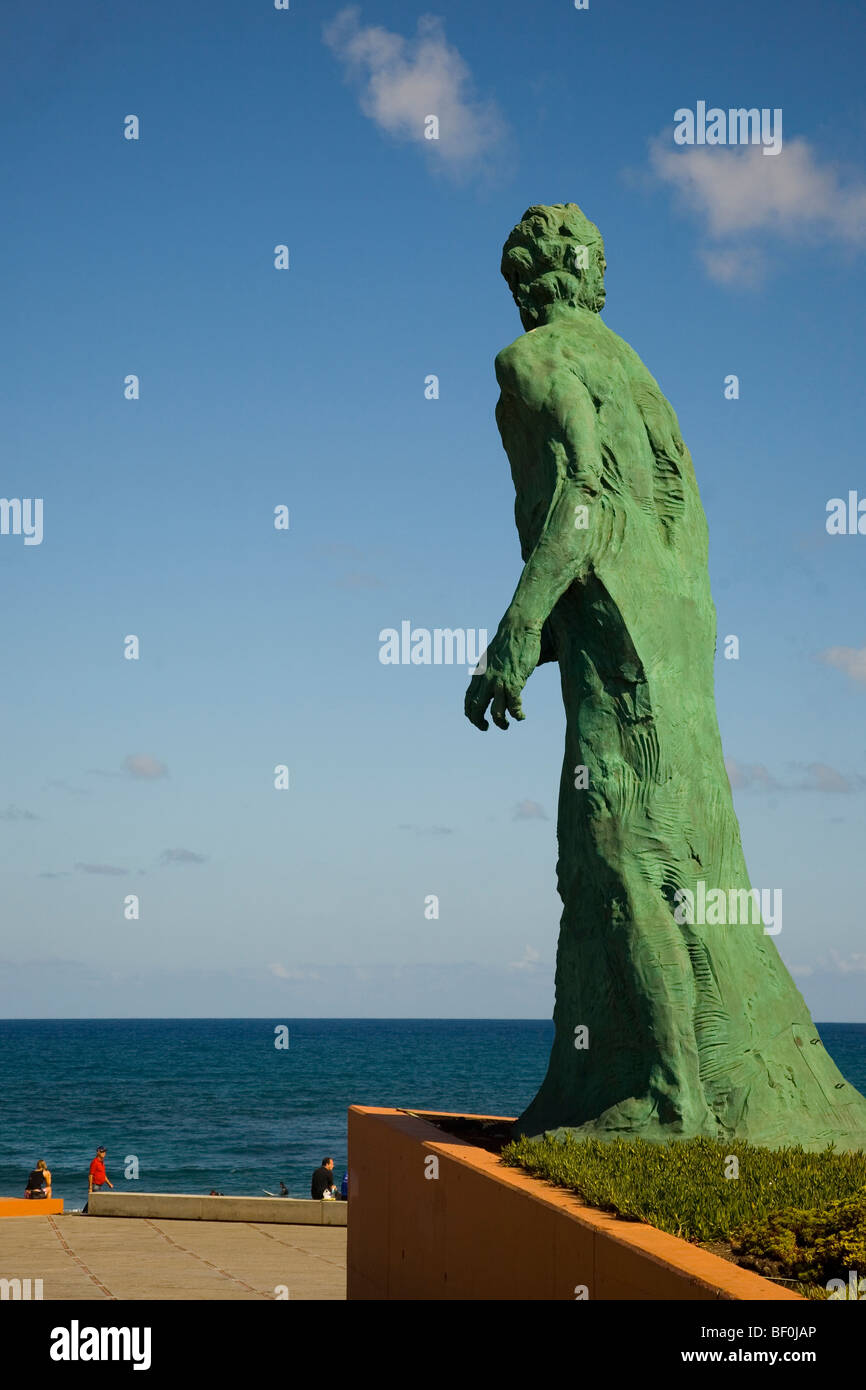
[[501, 1133, 866, 1295]]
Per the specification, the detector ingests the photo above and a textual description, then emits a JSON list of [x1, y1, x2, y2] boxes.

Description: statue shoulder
[[494, 333, 531, 385], [495, 327, 586, 402]]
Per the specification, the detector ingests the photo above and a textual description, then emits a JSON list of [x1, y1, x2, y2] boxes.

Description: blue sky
[[2, 0, 865, 1018]]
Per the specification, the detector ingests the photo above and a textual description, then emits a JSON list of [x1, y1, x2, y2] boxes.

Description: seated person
[[24, 1163, 48, 1199], [36, 1159, 51, 1198], [311, 1157, 336, 1200]]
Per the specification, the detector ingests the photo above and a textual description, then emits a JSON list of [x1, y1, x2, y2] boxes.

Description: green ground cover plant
[[501, 1134, 866, 1297]]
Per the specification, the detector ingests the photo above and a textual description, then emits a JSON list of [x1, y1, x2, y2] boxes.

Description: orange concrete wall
[[347, 1106, 802, 1301], [0, 1198, 64, 1218]]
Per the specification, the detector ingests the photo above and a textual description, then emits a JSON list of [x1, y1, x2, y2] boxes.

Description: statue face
[[577, 248, 606, 313]]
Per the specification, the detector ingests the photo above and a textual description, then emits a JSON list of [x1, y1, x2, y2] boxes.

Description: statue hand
[[464, 618, 541, 731]]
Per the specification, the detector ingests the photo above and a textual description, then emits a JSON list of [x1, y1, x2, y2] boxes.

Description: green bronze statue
[[465, 203, 866, 1150]]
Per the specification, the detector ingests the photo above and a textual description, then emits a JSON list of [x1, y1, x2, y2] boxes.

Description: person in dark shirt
[[311, 1157, 336, 1199], [24, 1164, 47, 1199]]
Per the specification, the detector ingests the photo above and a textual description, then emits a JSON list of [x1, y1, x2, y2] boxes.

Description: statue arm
[[537, 618, 557, 666], [506, 468, 595, 630], [465, 374, 601, 730]]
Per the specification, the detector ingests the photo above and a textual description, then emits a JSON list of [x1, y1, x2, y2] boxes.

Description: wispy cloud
[[312, 542, 389, 591], [268, 963, 322, 982], [513, 800, 548, 821], [159, 848, 208, 866], [725, 759, 779, 791], [726, 757, 865, 793], [797, 763, 857, 794], [336, 571, 386, 590], [44, 779, 89, 796], [124, 754, 169, 780], [75, 862, 129, 876], [87, 754, 169, 781], [398, 823, 454, 837], [324, 7, 505, 179], [819, 643, 866, 687], [792, 950, 866, 979], [645, 135, 866, 285], [507, 944, 541, 972], [698, 245, 766, 288], [0, 804, 40, 821]]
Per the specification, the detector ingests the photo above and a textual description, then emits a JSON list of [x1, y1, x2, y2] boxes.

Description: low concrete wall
[[348, 1106, 803, 1301], [88, 1192, 346, 1225], [0, 1198, 64, 1218]]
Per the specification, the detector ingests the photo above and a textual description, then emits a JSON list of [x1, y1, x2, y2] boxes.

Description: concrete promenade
[[0, 1214, 346, 1300]]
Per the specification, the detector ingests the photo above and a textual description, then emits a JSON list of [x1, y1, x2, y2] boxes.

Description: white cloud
[[819, 644, 866, 686], [699, 245, 766, 287], [268, 963, 321, 982], [513, 799, 548, 821], [726, 756, 863, 794], [725, 759, 778, 791], [323, 7, 504, 178], [800, 763, 852, 794], [829, 951, 866, 975], [647, 135, 866, 284], [795, 951, 866, 978], [507, 945, 541, 972], [124, 754, 169, 780]]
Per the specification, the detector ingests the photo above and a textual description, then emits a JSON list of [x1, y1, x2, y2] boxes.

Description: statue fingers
[[505, 686, 525, 722], [465, 677, 492, 730], [464, 674, 487, 718], [491, 685, 510, 731]]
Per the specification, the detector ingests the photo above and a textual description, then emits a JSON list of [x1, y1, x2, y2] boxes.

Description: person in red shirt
[[88, 1146, 114, 1196]]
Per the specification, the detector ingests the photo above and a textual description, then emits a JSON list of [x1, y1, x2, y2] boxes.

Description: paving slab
[[0, 1214, 346, 1301]]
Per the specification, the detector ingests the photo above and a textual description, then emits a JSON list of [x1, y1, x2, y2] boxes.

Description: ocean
[[2, 1019, 865, 1205]]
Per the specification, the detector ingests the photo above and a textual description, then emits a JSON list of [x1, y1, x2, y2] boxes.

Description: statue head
[[501, 203, 606, 330]]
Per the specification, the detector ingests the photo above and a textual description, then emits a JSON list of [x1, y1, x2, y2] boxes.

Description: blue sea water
[[1, 1019, 864, 1206]]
